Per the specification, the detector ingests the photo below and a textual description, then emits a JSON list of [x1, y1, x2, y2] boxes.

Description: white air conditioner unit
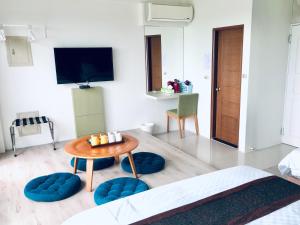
[[146, 3, 194, 23]]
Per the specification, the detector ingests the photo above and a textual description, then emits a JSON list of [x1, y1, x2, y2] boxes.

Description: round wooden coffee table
[[64, 134, 139, 192]]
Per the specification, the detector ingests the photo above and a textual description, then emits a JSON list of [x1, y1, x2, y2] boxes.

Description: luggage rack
[[10, 116, 56, 157]]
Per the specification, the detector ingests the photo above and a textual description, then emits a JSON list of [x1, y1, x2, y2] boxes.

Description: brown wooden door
[[147, 35, 162, 91], [213, 26, 243, 147]]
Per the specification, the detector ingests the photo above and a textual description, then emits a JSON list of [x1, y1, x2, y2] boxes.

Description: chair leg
[[114, 155, 120, 164], [48, 121, 56, 150], [167, 114, 170, 133], [182, 118, 185, 131], [10, 126, 17, 157], [73, 157, 78, 174], [194, 115, 199, 135], [177, 118, 183, 138]]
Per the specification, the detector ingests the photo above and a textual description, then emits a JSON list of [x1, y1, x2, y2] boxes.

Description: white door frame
[[282, 24, 300, 147], [0, 119, 5, 153]]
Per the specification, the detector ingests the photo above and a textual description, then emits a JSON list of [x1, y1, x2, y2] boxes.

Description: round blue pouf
[[70, 157, 115, 171], [121, 152, 165, 174], [94, 177, 149, 205], [24, 173, 81, 202]]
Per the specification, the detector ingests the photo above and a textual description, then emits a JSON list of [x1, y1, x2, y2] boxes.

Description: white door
[[282, 25, 300, 147]]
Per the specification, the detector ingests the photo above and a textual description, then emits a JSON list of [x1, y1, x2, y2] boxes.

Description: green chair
[[167, 93, 199, 138]]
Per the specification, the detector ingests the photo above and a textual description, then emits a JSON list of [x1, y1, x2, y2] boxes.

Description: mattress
[[62, 166, 300, 225]]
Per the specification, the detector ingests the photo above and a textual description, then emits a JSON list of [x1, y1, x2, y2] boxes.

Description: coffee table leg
[[127, 152, 138, 178], [86, 159, 94, 192], [114, 155, 120, 164], [73, 157, 78, 174]]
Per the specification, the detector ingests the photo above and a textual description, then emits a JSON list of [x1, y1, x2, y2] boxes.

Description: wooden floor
[[0, 130, 216, 225]]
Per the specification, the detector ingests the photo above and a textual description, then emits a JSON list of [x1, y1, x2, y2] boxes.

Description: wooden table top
[[64, 134, 139, 159]]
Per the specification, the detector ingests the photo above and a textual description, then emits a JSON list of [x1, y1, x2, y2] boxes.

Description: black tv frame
[[54, 47, 114, 85]]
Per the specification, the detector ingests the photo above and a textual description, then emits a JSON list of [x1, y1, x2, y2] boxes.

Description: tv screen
[[54, 48, 114, 84]]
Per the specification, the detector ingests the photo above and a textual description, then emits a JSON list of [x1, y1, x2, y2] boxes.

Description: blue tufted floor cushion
[[70, 157, 115, 171], [24, 173, 81, 202], [121, 152, 165, 174], [94, 177, 149, 205]]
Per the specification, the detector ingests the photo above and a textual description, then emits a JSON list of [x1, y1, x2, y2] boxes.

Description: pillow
[[278, 148, 300, 178]]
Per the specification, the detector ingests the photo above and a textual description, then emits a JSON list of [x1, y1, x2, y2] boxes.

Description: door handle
[[215, 87, 221, 92]]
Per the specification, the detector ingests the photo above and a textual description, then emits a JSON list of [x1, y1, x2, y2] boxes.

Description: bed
[[62, 166, 300, 225]]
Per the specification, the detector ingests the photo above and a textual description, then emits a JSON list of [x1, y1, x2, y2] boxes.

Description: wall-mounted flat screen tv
[[54, 47, 114, 84]]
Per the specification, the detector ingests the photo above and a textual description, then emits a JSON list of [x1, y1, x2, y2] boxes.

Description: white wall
[[184, 0, 253, 151], [0, 0, 178, 149], [145, 26, 184, 87], [245, 0, 291, 150], [0, 0, 292, 152]]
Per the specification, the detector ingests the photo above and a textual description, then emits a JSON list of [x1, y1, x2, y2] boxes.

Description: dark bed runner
[[131, 176, 300, 225]]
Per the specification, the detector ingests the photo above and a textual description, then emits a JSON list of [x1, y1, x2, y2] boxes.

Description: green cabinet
[[72, 87, 106, 137]]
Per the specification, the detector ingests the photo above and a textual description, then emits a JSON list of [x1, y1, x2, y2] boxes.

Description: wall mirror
[[144, 26, 184, 92]]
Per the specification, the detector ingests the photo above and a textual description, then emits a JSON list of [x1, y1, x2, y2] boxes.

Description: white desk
[[145, 91, 181, 100]]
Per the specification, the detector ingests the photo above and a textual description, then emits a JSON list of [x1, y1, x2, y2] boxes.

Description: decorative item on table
[[161, 86, 174, 95], [167, 80, 175, 88], [179, 80, 193, 93], [89, 132, 123, 147], [100, 134, 109, 145], [164, 79, 180, 93], [113, 132, 122, 142], [173, 79, 181, 93], [166, 79, 181, 93], [108, 132, 116, 143], [90, 135, 100, 146]]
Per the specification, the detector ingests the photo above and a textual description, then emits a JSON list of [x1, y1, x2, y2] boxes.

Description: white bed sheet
[[62, 166, 300, 225], [279, 148, 300, 178]]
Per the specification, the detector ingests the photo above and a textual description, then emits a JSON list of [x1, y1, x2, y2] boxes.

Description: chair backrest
[[178, 93, 199, 117]]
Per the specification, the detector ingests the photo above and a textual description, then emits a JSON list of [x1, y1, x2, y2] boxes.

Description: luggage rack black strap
[[12, 116, 50, 127]]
